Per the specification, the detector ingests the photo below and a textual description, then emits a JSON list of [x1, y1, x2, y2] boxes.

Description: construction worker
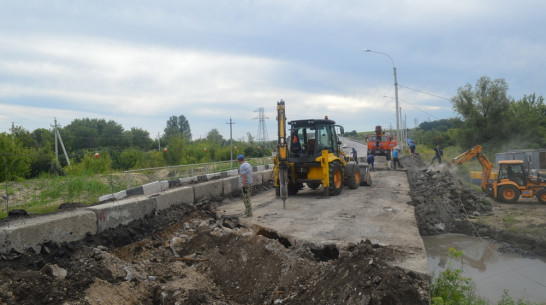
[[352, 147, 358, 164], [392, 148, 403, 170], [238, 154, 253, 217], [367, 153, 375, 171], [431, 145, 443, 165]]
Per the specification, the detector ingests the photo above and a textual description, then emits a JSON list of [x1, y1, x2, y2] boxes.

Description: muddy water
[[423, 234, 546, 304]]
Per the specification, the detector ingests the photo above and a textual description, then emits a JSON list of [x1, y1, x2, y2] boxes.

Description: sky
[[1, 0, 545, 142]]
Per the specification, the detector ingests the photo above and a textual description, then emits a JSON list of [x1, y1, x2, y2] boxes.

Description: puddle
[[423, 234, 546, 304]]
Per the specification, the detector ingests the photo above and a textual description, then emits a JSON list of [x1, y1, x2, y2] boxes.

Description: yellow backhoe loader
[[274, 100, 371, 206], [450, 145, 546, 204]]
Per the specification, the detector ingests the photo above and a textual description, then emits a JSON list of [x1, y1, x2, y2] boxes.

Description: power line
[[399, 84, 452, 101], [384, 96, 441, 121]]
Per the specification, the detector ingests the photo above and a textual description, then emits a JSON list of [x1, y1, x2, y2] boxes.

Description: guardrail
[[122, 156, 273, 189]]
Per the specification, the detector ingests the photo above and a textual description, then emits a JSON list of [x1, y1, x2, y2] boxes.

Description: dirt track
[[0, 155, 544, 304]]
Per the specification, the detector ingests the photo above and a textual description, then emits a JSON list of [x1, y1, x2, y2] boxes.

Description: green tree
[[164, 115, 192, 142], [451, 76, 511, 149], [506, 93, 546, 149], [0, 133, 32, 182], [124, 127, 154, 150], [206, 129, 223, 144], [163, 135, 187, 165]]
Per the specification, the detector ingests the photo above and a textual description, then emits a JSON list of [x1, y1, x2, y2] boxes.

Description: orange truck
[[367, 126, 397, 160]]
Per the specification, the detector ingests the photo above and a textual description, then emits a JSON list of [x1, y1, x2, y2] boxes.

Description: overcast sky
[[1, 0, 545, 142]]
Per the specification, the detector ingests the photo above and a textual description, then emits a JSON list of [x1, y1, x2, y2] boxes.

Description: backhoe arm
[[450, 145, 493, 191]]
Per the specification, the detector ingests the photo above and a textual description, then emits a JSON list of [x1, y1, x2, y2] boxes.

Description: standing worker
[[352, 147, 358, 164], [409, 140, 416, 157], [431, 145, 443, 165], [238, 154, 253, 217], [392, 148, 403, 170], [367, 153, 375, 171]]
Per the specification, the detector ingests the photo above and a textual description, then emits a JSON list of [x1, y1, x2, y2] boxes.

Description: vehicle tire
[[328, 161, 343, 196], [288, 182, 299, 195], [537, 189, 546, 204], [307, 182, 321, 189], [360, 166, 372, 186], [344, 163, 360, 189], [498, 185, 520, 204]]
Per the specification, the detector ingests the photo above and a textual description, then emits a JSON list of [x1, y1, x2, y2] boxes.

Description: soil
[[0, 154, 544, 305]]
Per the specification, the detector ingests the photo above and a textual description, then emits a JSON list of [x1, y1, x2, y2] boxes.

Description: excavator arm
[[450, 145, 493, 191]]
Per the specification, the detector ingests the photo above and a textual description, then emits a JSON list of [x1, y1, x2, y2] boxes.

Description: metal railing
[[122, 156, 273, 189]]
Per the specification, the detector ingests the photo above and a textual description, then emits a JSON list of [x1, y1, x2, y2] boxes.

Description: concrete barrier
[[223, 176, 240, 196], [193, 180, 224, 203], [0, 210, 97, 254], [156, 186, 194, 211], [86, 196, 157, 233], [0, 168, 274, 254]]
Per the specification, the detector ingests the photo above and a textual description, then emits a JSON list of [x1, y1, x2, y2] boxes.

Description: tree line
[[411, 76, 545, 156], [1, 114, 273, 182]]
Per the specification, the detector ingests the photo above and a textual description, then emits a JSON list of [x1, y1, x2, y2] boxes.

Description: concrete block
[[142, 181, 162, 194], [205, 173, 216, 180], [126, 186, 144, 197], [252, 172, 263, 185], [193, 180, 223, 202], [228, 169, 238, 176], [99, 194, 113, 202], [86, 196, 158, 233], [0, 210, 97, 254], [262, 169, 274, 183], [160, 180, 169, 190], [100, 190, 128, 202], [256, 165, 265, 172], [223, 176, 240, 196], [168, 179, 181, 188], [156, 186, 194, 211], [180, 177, 194, 184]]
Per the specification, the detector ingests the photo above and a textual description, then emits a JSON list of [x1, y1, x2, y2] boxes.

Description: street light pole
[[363, 49, 401, 148]]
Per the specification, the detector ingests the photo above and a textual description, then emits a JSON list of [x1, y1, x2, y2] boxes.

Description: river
[[423, 234, 546, 304]]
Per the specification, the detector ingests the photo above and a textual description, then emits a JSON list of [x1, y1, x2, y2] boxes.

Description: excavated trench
[[0, 154, 543, 304]]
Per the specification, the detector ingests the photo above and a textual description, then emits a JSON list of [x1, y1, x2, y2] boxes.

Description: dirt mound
[[403, 155, 492, 236]]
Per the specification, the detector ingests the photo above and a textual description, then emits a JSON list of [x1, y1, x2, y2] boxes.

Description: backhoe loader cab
[[288, 119, 343, 162], [497, 161, 527, 186]]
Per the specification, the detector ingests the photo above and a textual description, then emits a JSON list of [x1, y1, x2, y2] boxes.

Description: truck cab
[[367, 126, 396, 160]]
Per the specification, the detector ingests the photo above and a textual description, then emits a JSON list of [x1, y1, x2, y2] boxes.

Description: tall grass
[[0, 172, 126, 218]]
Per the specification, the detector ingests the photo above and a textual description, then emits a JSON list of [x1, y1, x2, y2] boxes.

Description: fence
[[122, 156, 273, 189]]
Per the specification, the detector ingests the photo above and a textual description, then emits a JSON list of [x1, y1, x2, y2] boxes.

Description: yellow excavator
[[274, 100, 371, 207], [450, 145, 546, 204]]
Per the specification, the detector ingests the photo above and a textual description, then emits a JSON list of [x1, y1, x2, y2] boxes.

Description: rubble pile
[[403, 155, 492, 235]]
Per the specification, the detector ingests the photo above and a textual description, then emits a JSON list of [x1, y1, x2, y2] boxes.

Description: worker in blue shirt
[[367, 154, 375, 171], [392, 148, 403, 170]]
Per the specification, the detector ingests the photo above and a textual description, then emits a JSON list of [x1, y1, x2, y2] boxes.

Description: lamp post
[[363, 49, 400, 147]]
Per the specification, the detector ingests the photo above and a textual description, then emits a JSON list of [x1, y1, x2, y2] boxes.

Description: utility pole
[[52, 118, 70, 166], [11, 122, 14, 144], [157, 132, 161, 151], [54, 118, 59, 163], [226, 117, 235, 168]]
